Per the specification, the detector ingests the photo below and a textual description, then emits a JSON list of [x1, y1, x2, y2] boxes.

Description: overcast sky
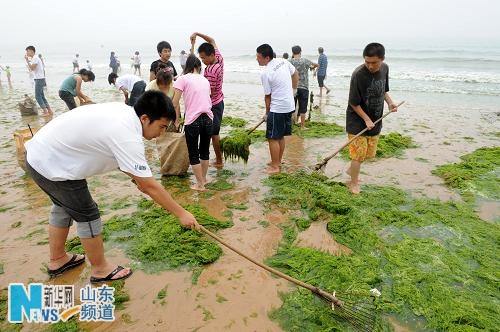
[[2, 0, 499, 54]]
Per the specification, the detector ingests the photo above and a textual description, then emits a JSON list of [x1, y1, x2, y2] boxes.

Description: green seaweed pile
[[433, 146, 500, 201], [102, 199, 233, 272], [221, 116, 248, 128], [292, 121, 344, 138], [220, 129, 252, 162], [264, 171, 500, 331], [340, 132, 416, 160], [205, 169, 235, 191]]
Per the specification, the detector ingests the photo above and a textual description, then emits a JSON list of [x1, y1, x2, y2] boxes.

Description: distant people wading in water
[[109, 51, 119, 74], [73, 54, 80, 73], [132, 51, 142, 76]]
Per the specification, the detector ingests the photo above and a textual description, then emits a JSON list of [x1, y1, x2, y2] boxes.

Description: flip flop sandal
[[90, 265, 133, 283], [47, 254, 86, 277]]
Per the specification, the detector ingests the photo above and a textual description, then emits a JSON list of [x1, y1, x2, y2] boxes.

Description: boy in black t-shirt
[[150, 41, 178, 81], [345, 43, 399, 194]]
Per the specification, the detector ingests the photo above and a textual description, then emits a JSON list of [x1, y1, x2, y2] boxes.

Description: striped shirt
[[203, 49, 224, 105]]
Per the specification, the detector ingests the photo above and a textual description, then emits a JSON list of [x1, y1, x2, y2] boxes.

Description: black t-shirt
[[149, 60, 178, 78], [346, 63, 389, 136]]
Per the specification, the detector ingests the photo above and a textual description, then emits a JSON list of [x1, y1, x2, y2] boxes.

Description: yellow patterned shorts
[[348, 134, 379, 162]]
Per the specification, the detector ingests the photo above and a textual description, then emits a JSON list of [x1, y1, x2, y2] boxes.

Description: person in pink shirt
[[172, 55, 213, 191], [190, 32, 225, 168]]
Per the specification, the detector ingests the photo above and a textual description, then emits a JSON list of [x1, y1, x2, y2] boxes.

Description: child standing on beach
[[345, 43, 399, 194], [256, 44, 298, 174], [190, 32, 225, 168], [25, 45, 52, 115], [150, 41, 178, 81], [172, 55, 213, 191]]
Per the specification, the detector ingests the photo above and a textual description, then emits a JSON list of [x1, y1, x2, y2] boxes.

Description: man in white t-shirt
[[256, 44, 298, 174], [24, 45, 52, 115], [25, 91, 199, 283], [108, 73, 146, 106]]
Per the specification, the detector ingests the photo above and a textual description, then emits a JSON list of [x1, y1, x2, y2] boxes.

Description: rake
[[199, 225, 381, 331], [314, 101, 405, 171]]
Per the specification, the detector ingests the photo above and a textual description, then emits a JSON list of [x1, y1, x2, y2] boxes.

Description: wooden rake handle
[[198, 225, 343, 306], [247, 118, 266, 134], [314, 101, 405, 171]]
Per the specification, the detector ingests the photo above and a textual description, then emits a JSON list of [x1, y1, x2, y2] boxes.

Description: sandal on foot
[[47, 254, 86, 277], [90, 266, 133, 283]]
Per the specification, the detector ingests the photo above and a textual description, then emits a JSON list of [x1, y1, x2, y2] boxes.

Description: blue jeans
[[34, 78, 50, 109]]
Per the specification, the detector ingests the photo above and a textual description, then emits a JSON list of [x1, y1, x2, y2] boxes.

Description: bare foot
[[266, 166, 281, 174], [191, 183, 206, 191], [48, 253, 85, 271], [348, 181, 361, 194], [91, 263, 131, 280]]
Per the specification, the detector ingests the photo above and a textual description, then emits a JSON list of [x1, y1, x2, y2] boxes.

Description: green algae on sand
[[292, 121, 344, 138], [102, 199, 233, 273], [221, 116, 248, 128], [264, 171, 500, 331], [433, 146, 500, 201]]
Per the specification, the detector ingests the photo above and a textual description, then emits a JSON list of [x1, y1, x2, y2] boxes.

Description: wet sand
[[0, 73, 498, 331]]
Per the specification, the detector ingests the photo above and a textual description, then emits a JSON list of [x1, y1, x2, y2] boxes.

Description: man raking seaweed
[[25, 91, 199, 283]]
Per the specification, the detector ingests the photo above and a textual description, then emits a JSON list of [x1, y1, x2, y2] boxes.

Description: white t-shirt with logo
[[115, 74, 142, 92], [260, 58, 296, 114], [30, 56, 45, 79], [25, 102, 152, 181]]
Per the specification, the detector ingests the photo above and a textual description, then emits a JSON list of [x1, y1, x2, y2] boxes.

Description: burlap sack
[[156, 130, 190, 176]]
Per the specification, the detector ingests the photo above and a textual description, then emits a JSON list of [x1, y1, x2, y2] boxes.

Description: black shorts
[[26, 161, 100, 223], [134, 64, 141, 69], [128, 80, 146, 106], [266, 111, 293, 139], [59, 90, 77, 110], [294, 88, 308, 114], [211, 100, 224, 135], [317, 75, 326, 87]]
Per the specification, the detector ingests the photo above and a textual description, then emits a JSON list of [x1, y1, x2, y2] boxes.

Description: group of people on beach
[[23, 36, 398, 283]]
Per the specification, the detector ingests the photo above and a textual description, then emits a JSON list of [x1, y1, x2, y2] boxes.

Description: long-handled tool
[[220, 118, 266, 162], [199, 225, 379, 331], [314, 101, 405, 171]]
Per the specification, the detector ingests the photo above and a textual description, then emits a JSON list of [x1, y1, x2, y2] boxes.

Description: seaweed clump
[[220, 129, 252, 162], [433, 146, 500, 201], [264, 171, 500, 331], [221, 116, 248, 128], [102, 199, 233, 272], [292, 121, 344, 138]]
